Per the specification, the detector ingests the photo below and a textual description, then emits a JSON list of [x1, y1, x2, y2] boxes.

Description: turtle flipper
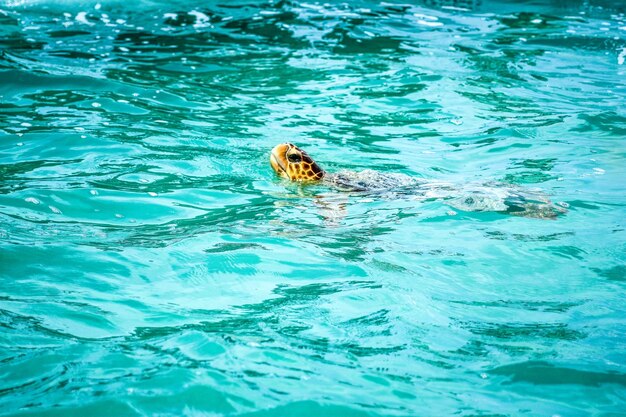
[[446, 187, 566, 219], [501, 191, 567, 219], [504, 200, 567, 219]]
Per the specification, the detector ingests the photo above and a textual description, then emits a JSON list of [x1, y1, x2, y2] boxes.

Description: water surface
[[1, 0, 625, 415]]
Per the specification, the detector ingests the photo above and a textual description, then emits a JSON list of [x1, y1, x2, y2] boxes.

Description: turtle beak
[[270, 143, 290, 179]]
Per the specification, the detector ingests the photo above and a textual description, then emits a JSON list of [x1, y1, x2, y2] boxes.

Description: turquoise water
[[1, 0, 626, 415]]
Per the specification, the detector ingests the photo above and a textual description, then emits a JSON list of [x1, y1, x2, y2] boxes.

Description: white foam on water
[[417, 20, 443, 27], [25, 197, 40, 205], [618, 48, 626, 65], [75, 11, 93, 26]]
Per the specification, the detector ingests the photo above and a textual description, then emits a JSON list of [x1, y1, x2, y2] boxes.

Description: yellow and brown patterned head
[[270, 143, 325, 182]]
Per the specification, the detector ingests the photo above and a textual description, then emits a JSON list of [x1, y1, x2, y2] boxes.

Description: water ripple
[[1, 0, 625, 415]]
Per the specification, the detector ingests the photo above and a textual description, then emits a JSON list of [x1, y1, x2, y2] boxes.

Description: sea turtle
[[270, 143, 567, 219]]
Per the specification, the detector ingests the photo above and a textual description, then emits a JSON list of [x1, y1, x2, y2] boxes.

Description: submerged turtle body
[[270, 143, 565, 219]]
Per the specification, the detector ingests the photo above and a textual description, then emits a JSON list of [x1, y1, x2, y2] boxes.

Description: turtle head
[[270, 143, 325, 182]]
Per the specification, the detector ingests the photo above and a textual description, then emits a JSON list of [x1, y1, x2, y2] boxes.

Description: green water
[[1, 0, 626, 415]]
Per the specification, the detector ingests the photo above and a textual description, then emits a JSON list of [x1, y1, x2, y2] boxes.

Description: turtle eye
[[287, 153, 302, 163]]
